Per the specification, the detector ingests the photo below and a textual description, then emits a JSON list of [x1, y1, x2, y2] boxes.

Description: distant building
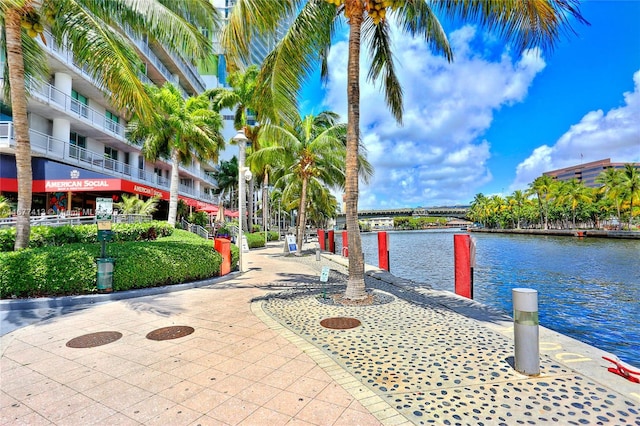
[[543, 158, 639, 188]]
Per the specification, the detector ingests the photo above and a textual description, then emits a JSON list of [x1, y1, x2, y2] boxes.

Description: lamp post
[[233, 129, 250, 272]]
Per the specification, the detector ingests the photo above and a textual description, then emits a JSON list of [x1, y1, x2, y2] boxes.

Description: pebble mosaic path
[[258, 253, 640, 425]]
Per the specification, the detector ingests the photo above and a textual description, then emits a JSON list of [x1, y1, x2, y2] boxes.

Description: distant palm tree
[[214, 158, 239, 209], [506, 190, 529, 229], [529, 175, 556, 230], [223, 0, 587, 299], [621, 164, 640, 230], [555, 179, 593, 229], [127, 83, 224, 226], [1, 0, 218, 250], [596, 167, 624, 229]]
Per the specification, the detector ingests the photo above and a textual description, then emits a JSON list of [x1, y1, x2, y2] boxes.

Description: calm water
[[335, 229, 640, 366]]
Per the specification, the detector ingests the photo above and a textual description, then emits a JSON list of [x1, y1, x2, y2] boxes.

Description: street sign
[[320, 266, 330, 282], [286, 234, 297, 253], [96, 198, 113, 220], [96, 197, 113, 231]]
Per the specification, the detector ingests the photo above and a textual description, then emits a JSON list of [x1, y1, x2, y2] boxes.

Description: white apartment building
[[0, 16, 229, 217]]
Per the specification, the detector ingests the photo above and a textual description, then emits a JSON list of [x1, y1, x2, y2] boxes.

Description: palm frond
[[362, 18, 403, 124]]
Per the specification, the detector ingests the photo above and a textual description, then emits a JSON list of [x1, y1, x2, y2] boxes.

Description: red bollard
[[318, 229, 326, 251], [214, 238, 231, 276], [341, 230, 348, 257], [454, 234, 472, 299], [378, 231, 389, 271], [328, 230, 335, 254]]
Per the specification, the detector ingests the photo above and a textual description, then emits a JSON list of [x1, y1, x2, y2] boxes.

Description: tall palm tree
[[127, 83, 225, 226], [1, 0, 218, 250], [206, 65, 261, 230], [253, 111, 372, 255], [596, 167, 624, 229], [621, 164, 640, 230], [222, 0, 586, 299]]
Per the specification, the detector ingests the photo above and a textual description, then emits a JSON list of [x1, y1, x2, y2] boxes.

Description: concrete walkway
[[1, 241, 639, 425]]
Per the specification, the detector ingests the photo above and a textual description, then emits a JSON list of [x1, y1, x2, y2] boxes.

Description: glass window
[[69, 132, 87, 159], [71, 90, 88, 117]]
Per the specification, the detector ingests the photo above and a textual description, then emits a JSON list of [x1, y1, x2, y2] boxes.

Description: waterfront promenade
[[1, 242, 639, 425]]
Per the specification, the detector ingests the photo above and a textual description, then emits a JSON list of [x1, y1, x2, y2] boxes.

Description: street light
[[233, 129, 250, 272]]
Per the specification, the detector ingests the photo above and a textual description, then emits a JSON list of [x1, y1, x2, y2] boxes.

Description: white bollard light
[[512, 288, 540, 376]]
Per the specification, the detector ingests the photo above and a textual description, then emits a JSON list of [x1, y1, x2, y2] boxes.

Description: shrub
[[245, 232, 266, 248], [0, 229, 226, 299], [0, 221, 174, 252], [0, 245, 98, 298]]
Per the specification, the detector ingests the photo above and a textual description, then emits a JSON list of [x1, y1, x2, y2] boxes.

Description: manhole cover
[[66, 331, 122, 348], [320, 317, 361, 330], [146, 326, 194, 341]]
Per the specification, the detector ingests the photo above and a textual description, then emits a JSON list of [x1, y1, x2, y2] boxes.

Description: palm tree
[[555, 178, 593, 228], [214, 157, 239, 209], [596, 167, 624, 229], [127, 83, 224, 226], [1, 0, 218, 250], [206, 65, 261, 230], [621, 164, 640, 230], [0, 195, 11, 218], [506, 190, 528, 229], [222, 0, 586, 299], [253, 111, 372, 255], [528, 175, 555, 230], [114, 194, 159, 215]]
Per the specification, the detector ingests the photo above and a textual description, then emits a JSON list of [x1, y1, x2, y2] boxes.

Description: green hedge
[[0, 221, 174, 252], [0, 229, 236, 299]]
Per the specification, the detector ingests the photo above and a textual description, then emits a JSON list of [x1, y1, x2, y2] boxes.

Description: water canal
[[335, 229, 640, 366]]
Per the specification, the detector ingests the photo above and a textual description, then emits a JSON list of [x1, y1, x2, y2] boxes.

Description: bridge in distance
[[335, 206, 470, 228]]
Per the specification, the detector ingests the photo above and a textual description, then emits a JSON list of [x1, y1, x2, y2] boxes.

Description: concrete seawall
[[470, 228, 640, 239]]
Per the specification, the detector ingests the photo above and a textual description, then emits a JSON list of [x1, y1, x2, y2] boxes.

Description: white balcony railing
[[30, 81, 127, 140]]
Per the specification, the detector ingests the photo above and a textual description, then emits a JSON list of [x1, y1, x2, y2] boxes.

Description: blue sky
[[299, 0, 640, 210]]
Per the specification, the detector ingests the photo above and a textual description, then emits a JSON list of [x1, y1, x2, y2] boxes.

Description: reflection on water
[[336, 229, 640, 366]]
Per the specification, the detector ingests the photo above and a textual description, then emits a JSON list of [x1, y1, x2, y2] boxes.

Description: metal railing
[[29, 80, 127, 141], [180, 218, 211, 239], [122, 27, 189, 98], [0, 213, 152, 229]]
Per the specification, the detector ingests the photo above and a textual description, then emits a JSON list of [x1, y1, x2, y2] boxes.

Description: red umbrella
[[197, 205, 219, 214]]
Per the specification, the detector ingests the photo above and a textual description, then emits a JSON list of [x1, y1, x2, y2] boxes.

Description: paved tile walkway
[[1, 241, 639, 425]]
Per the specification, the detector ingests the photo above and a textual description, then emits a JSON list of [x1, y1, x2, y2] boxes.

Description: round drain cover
[[146, 326, 194, 341], [320, 317, 361, 330], [66, 331, 122, 348]]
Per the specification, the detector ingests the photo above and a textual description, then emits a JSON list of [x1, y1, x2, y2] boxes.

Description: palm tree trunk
[[296, 177, 308, 256], [6, 8, 33, 250], [168, 150, 180, 226], [343, 9, 366, 300]]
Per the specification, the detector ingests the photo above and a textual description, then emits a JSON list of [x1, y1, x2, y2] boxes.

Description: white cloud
[[322, 24, 546, 209], [511, 70, 640, 191]]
